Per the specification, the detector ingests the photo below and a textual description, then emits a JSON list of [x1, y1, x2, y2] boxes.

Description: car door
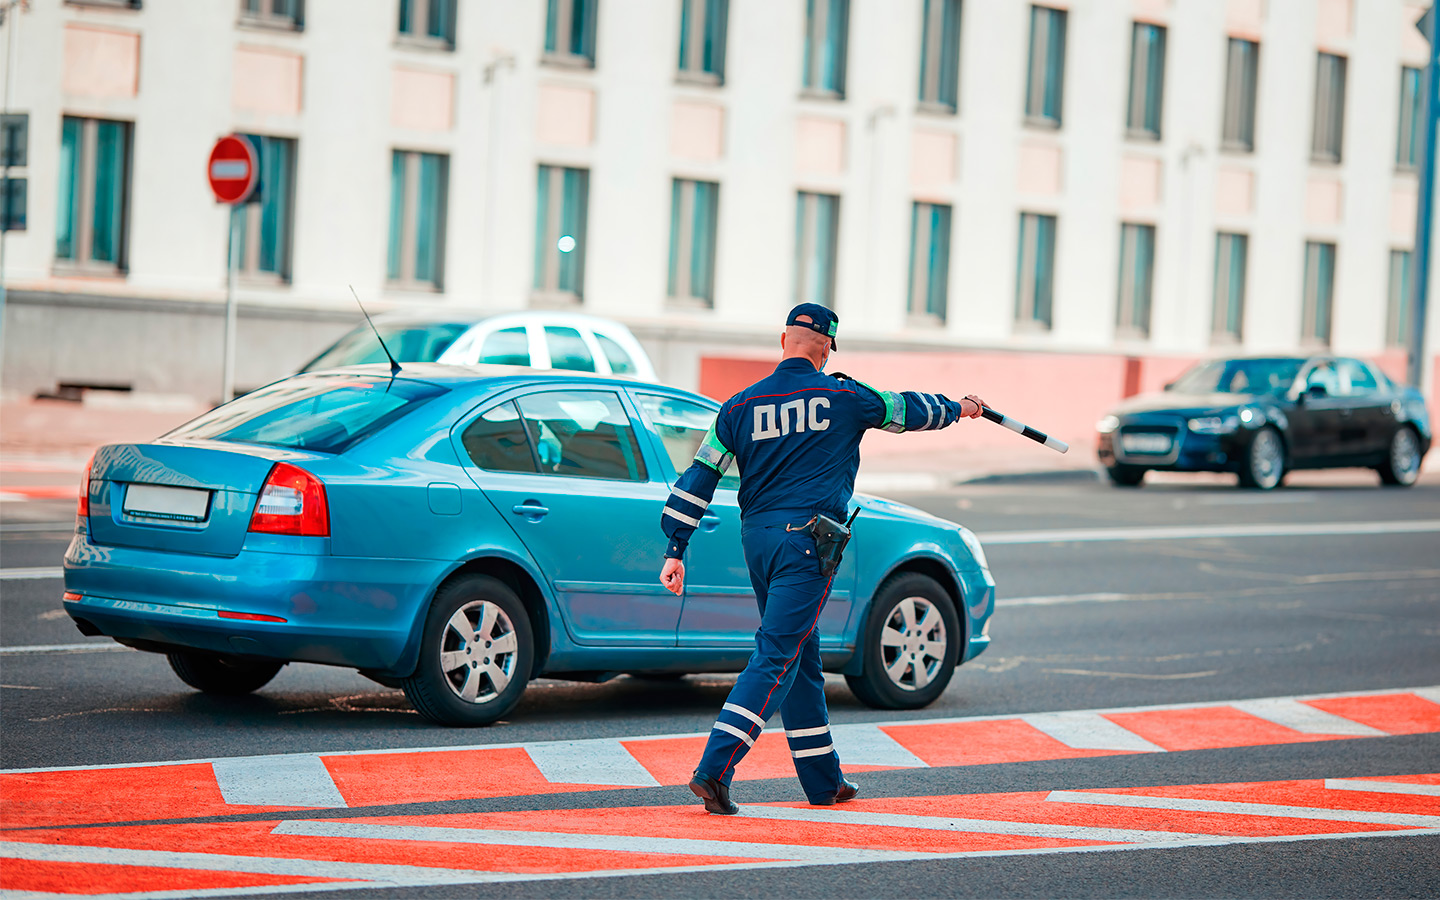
[[1334, 358, 1393, 460], [453, 388, 680, 646], [1287, 361, 1344, 464]]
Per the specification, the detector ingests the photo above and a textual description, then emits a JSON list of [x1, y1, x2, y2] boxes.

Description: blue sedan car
[[63, 365, 995, 726]]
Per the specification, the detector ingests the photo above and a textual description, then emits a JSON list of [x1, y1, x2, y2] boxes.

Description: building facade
[[1, 0, 1436, 406]]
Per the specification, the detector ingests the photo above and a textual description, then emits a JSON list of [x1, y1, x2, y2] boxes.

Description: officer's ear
[[780, 332, 788, 351]]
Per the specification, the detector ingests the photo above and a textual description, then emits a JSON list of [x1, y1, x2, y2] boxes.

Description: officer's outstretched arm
[[852, 381, 987, 433], [660, 421, 735, 560]]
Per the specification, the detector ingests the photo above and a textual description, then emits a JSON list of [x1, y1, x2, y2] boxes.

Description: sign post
[[207, 134, 258, 403]]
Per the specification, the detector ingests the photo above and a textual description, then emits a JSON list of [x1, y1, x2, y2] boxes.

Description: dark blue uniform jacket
[[662, 357, 969, 559]]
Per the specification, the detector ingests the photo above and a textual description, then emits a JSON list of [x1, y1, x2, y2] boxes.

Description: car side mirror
[[1162, 381, 1175, 391], [1300, 384, 1327, 403]]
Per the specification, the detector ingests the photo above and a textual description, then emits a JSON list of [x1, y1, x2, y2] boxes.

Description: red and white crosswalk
[[1, 687, 1437, 897]]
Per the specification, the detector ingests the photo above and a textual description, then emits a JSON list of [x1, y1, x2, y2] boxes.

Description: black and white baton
[[978, 406, 1069, 454]]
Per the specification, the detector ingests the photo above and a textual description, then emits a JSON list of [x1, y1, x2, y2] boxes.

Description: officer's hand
[[660, 558, 685, 596], [961, 395, 988, 418]]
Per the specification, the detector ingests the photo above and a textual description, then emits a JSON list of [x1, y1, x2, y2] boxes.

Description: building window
[[1024, 6, 1067, 127], [1015, 212, 1056, 329], [667, 178, 719, 307], [802, 0, 849, 97], [397, 0, 456, 47], [1311, 53, 1347, 163], [240, 0, 304, 30], [232, 134, 296, 281], [387, 151, 449, 289], [55, 116, 131, 271], [1212, 232, 1248, 341], [1125, 23, 1166, 139], [678, 0, 727, 83], [1386, 248, 1412, 347], [1301, 241, 1336, 344], [1115, 223, 1155, 336], [1221, 38, 1259, 151], [544, 0, 597, 66], [794, 191, 840, 307], [1397, 66, 1422, 169], [908, 202, 951, 321], [917, 0, 962, 111], [2, 113, 27, 232], [534, 165, 589, 302]]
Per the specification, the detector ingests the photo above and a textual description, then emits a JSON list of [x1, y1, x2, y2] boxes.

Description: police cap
[[786, 302, 839, 350]]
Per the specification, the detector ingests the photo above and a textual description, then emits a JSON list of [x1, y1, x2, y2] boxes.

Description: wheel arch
[[843, 553, 967, 676]]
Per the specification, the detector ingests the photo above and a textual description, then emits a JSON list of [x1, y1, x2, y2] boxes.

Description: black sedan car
[[1096, 356, 1432, 489]]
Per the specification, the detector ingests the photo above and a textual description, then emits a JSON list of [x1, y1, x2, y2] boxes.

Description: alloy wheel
[[879, 596, 949, 692], [1249, 428, 1283, 489], [1391, 429, 1421, 485], [439, 600, 518, 705]]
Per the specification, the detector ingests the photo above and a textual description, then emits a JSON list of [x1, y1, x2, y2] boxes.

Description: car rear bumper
[[62, 532, 446, 672]]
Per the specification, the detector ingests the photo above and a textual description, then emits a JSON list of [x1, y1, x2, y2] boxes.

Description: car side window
[[1304, 363, 1339, 396], [1337, 359, 1379, 396], [544, 326, 596, 372], [516, 391, 648, 482], [479, 327, 530, 366], [634, 393, 741, 490], [461, 401, 538, 473], [596, 333, 637, 375]]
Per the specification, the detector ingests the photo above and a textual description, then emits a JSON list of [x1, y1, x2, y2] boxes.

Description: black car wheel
[[845, 572, 960, 710], [1377, 427, 1422, 487], [1237, 426, 1285, 490], [1106, 465, 1146, 487], [167, 651, 284, 695], [402, 574, 534, 726]]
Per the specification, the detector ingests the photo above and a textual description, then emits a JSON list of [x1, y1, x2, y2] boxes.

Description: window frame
[[917, 0, 962, 112], [1015, 211, 1057, 330], [801, 0, 850, 98], [54, 116, 132, 275], [794, 190, 841, 308], [1311, 52, 1348, 164], [677, 0, 728, 84], [1221, 37, 1259, 152], [1125, 22, 1166, 140], [1397, 66, 1422, 170], [1, 113, 28, 233], [387, 149, 450, 291], [1386, 247, 1413, 348], [1212, 232, 1248, 343], [232, 133, 297, 284], [667, 177, 720, 308], [239, 0, 305, 32], [533, 164, 591, 305], [1024, 4, 1067, 128], [632, 390, 741, 491], [397, 0, 457, 49], [1115, 222, 1156, 337], [908, 201, 952, 323], [1301, 240, 1337, 346], [543, 0, 598, 68]]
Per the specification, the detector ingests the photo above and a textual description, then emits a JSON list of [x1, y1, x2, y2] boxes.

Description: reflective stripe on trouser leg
[[697, 526, 834, 787], [781, 629, 844, 801]]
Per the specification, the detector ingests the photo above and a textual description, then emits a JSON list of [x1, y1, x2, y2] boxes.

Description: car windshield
[[1169, 359, 1303, 396], [301, 322, 471, 371], [164, 375, 448, 454]]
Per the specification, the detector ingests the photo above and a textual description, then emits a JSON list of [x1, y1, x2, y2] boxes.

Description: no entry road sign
[[207, 134, 258, 205]]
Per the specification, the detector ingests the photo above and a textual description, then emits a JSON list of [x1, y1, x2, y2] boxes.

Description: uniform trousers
[[694, 522, 845, 802]]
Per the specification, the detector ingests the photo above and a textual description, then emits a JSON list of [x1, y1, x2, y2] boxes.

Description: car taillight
[[248, 462, 329, 537], [77, 456, 93, 520]]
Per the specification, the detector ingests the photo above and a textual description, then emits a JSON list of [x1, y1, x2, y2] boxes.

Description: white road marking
[[1413, 686, 1440, 705], [525, 739, 660, 787], [0, 566, 63, 580], [1020, 712, 1166, 752], [1324, 779, 1440, 797], [1231, 698, 1388, 737], [736, 804, 1207, 843], [999, 592, 1134, 607], [830, 723, 929, 768], [212, 754, 348, 808], [1045, 791, 1440, 827], [978, 520, 1440, 545], [275, 820, 909, 863], [0, 642, 131, 655]]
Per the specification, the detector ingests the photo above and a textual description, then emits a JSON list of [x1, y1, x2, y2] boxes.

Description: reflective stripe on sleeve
[[664, 507, 701, 527], [918, 394, 936, 430], [694, 422, 735, 473], [671, 487, 710, 510]]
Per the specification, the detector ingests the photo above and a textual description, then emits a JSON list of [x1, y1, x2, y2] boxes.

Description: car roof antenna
[[349, 284, 402, 379]]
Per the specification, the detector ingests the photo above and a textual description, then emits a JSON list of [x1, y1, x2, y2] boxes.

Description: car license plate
[[1120, 433, 1173, 454], [123, 484, 211, 522]]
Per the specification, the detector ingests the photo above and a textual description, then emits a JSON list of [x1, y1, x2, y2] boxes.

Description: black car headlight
[[1188, 414, 1239, 434]]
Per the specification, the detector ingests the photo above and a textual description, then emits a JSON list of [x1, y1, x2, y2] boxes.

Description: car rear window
[[596, 333, 636, 375], [165, 375, 447, 454], [302, 322, 470, 371]]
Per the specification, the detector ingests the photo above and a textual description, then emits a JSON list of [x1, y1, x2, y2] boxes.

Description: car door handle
[[510, 503, 549, 521], [699, 514, 721, 532]]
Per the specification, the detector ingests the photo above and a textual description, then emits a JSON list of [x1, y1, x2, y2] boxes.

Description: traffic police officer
[[658, 302, 987, 815]]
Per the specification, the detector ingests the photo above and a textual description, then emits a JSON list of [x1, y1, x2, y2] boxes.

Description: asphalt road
[[2, 469, 1438, 898]]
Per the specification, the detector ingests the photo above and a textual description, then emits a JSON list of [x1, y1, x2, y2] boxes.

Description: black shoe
[[689, 771, 739, 815], [810, 778, 859, 806]]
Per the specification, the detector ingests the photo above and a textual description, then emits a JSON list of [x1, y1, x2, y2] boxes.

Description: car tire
[[1106, 465, 1146, 487], [167, 651, 284, 695], [402, 574, 534, 726], [845, 572, 961, 711], [1377, 426, 1422, 488], [1237, 426, 1285, 490]]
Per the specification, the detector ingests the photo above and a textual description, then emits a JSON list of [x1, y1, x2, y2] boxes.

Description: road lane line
[[274, 820, 909, 863], [830, 724, 929, 768], [525, 739, 660, 787], [1324, 779, 1440, 797], [212, 755, 348, 809], [1020, 712, 1166, 752], [0, 566, 63, 580], [0, 642, 131, 655], [734, 805, 1207, 843], [978, 519, 1440, 545], [1044, 791, 1440, 827], [1231, 699, 1388, 737]]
